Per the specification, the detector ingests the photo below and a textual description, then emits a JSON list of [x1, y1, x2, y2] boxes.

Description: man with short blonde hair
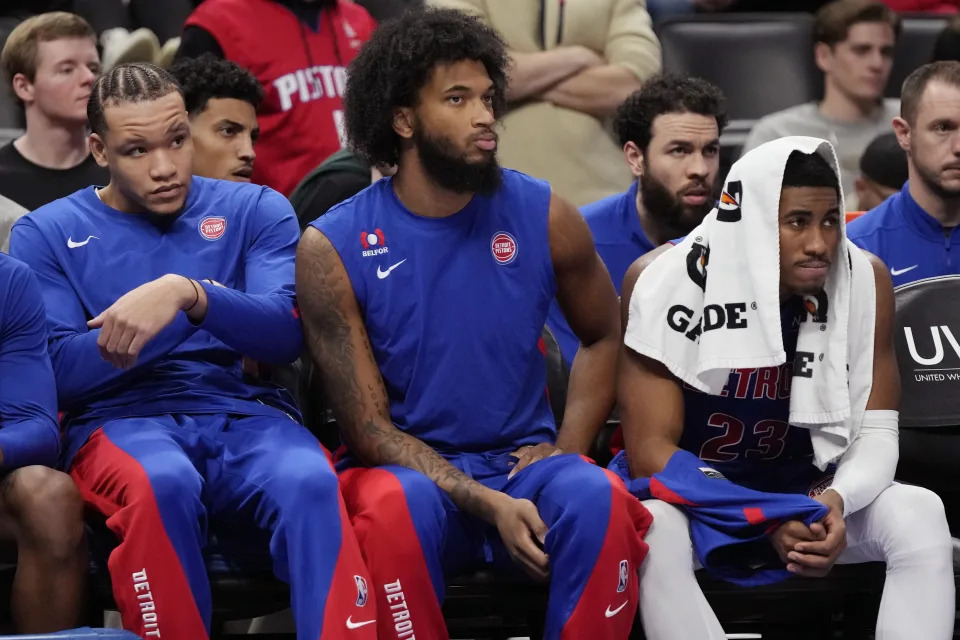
[[0, 12, 107, 211]]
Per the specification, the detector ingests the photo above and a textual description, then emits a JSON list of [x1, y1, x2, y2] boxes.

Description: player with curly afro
[[170, 53, 263, 182], [297, 7, 652, 640]]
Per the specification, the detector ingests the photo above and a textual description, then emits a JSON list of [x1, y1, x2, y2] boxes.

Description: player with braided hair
[[10, 62, 375, 640]]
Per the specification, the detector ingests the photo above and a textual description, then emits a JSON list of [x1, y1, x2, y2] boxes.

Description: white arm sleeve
[[828, 410, 899, 518]]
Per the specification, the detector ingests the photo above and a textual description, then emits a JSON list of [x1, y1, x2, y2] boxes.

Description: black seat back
[[658, 13, 820, 123], [886, 14, 951, 98], [542, 325, 569, 428]]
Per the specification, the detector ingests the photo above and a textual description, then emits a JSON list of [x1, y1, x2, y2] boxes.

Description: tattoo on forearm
[[297, 236, 496, 521]]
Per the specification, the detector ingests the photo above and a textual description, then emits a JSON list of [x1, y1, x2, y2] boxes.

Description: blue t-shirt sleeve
[[9, 218, 198, 410], [0, 258, 59, 469], [196, 187, 302, 364]]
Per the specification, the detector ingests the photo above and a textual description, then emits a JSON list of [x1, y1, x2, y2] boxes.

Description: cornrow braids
[[88, 62, 184, 137]]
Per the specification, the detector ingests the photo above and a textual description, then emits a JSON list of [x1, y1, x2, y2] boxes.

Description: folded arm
[[543, 64, 643, 119], [0, 262, 60, 469], [507, 48, 602, 104], [543, 0, 658, 118], [194, 189, 303, 364], [9, 220, 198, 408]]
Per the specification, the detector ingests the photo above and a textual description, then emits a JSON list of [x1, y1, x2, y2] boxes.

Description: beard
[[639, 163, 716, 241], [911, 148, 960, 200], [413, 126, 502, 197]]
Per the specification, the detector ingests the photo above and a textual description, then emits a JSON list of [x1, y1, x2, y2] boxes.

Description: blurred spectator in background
[[171, 54, 264, 182], [0, 193, 26, 253], [742, 0, 900, 209], [177, 0, 376, 196], [0, 2, 73, 130], [730, 0, 831, 9], [854, 131, 907, 211], [880, 0, 958, 12], [545, 75, 727, 365], [0, 12, 107, 211], [427, 0, 661, 207], [848, 61, 960, 287], [356, 0, 423, 21], [646, 0, 737, 23], [646, 0, 840, 21], [289, 149, 393, 230], [72, 0, 195, 70], [933, 15, 960, 63]]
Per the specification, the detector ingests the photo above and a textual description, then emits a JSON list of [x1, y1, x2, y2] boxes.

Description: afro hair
[[343, 7, 510, 167], [169, 53, 264, 116]]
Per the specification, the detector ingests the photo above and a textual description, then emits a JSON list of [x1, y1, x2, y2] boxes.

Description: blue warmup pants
[[339, 452, 652, 640], [70, 414, 376, 639]]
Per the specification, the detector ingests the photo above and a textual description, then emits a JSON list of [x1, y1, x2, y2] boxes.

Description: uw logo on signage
[[717, 181, 742, 222], [491, 231, 518, 265], [904, 325, 960, 369], [198, 216, 226, 241]]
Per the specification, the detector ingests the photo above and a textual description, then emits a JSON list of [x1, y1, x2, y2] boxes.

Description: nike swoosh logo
[[376, 259, 407, 279], [67, 235, 99, 249], [345, 616, 376, 630], [605, 601, 628, 618], [890, 265, 918, 276]]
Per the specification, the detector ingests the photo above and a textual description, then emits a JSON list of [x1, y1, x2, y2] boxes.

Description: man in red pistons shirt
[[178, 0, 376, 196]]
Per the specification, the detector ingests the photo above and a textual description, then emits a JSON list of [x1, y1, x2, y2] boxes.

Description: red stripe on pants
[[70, 429, 208, 639], [339, 467, 449, 640], [561, 470, 652, 638], [319, 459, 379, 639]]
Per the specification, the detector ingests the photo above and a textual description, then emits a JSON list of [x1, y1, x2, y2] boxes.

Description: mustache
[[679, 180, 709, 196]]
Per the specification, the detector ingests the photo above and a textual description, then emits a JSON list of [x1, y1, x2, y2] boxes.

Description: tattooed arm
[[296, 228, 551, 579]]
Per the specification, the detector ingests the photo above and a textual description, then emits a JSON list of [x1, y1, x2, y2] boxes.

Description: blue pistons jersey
[[310, 169, 559, 456], [679, 297, 832, 495]]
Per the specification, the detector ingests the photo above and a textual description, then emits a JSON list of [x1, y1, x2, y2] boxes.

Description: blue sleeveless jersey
[[679, 297, 829, 494], [311, 170, 558, 455]]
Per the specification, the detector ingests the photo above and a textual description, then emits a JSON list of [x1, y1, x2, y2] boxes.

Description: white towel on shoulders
[[624, 136, 876, 469]]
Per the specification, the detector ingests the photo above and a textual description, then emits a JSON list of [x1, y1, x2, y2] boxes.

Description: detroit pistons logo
[[354, 575, 368, 607], [717, 181, 742, 223], [198, 216, 226, 241], [491, 231, 518, 265]]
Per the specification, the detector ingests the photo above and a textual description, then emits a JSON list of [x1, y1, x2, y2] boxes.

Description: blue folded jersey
[[610, 449, 828, 586]]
